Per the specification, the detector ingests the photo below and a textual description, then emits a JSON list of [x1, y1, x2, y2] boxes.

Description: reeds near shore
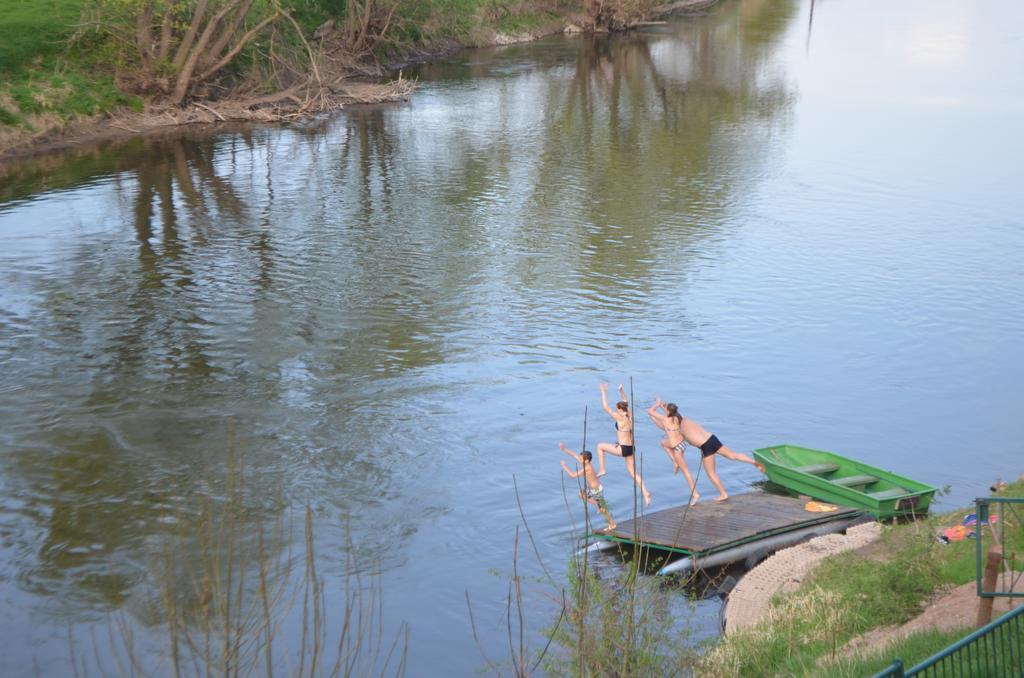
[[79, 448, 407, 677], [466, 399, 706, 677]]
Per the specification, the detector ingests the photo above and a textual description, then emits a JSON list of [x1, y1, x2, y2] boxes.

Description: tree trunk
[[204, 0, 255, 73], [157, 0, 179, 62], [136, 1, 156, 71], [171, 1, 239, 105], [172, 0, 211, 72], [198, 11, 281, 82]]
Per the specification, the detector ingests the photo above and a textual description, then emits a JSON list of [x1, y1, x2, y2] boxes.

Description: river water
[[1, 0, 1023, 674]]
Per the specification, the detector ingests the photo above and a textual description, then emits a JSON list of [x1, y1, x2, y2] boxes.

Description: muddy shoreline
[[0, 79, 417, 168]]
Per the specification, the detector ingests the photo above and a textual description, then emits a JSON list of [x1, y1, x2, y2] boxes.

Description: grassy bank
[[0, 0, 82, 72], [702, 478, 1024, 676], [0, 0, 663, 157], [0, 0, 141, 130], [393, 0, 575, 46]]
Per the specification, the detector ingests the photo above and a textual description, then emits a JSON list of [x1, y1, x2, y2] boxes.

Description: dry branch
[[69, 0, 415, 124], [280, 9, 322, 85], [193, 101, 225, 120]]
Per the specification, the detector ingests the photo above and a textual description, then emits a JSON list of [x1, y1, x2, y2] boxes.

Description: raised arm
[[599, 383, 616, 416], [647, 403, 667, 429], [619, 384, 634, 424], [558, 442, 583, 464], [560, 460, 583, 478]]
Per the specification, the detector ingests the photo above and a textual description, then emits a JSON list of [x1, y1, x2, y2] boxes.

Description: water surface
[[1, 0, 1023, 673]]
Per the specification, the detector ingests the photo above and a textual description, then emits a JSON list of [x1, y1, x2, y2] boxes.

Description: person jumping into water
[[647, 398, 701, 506], [559, 443, 616, 530], [596, 382, 651, 506], [650, 397, 765, 502]]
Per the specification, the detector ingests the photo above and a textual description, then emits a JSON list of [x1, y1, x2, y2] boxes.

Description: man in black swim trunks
[[652, 398, 765, 503]]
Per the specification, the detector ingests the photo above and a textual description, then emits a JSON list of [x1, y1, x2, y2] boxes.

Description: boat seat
[[869, 488, 909, 500], [833, 474, 881, 487], [795, 463, 840, 475]]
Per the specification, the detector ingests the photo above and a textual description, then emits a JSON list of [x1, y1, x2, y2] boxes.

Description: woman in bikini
[[647, 398, 701, 505], [651, 398, 765, 502], [596, 382, 651, 506]]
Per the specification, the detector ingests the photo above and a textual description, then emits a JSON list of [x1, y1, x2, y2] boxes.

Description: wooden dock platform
[[592, 492, 863, 558]]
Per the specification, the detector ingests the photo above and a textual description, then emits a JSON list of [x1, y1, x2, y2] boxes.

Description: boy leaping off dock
[[559, 443, 616, 530]]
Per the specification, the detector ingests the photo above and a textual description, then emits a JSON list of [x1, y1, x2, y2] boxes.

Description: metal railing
[[872, 603, 1024, 677], [873, 496, 1023, 677], [976, 497, 1024, 599]]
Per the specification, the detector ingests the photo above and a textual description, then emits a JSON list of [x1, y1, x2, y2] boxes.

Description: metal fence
[[872, 603, 1024, 677], [873, 496, 1023, 677], [976, 497, 1024, 599]]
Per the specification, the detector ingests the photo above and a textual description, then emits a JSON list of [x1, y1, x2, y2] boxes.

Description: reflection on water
[[2, 0, 1024, 673]]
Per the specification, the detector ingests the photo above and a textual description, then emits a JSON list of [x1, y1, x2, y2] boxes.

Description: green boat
[[752, 444, 937, 519]]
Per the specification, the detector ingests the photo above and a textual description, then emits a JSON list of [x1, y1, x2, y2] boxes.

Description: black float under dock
[[589, 492, 865, 575]]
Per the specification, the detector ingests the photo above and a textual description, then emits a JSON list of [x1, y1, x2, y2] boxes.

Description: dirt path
[[835, 574, 1022, 661], [724, 522, 883, 634]]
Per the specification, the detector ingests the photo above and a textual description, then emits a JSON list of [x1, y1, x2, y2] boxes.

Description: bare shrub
[[73, 0, 411, 112], [75, 447, 408, 677]]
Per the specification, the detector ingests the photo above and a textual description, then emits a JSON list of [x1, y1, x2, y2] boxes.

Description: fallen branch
[[194, 101, 226, 121]]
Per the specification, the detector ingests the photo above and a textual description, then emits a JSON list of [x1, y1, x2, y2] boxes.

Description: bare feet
[[607, 521, 617, 530], [689, 491, 701, 506], [644, 492, 652, 507], [714, 493, 729, 502], [755, 462, 766, 473], [597, 469, 606, 478]]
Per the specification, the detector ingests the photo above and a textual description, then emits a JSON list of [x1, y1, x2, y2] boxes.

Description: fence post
[[976, 544, 1002, 628]]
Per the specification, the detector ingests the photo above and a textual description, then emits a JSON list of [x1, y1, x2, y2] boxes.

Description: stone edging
[[724, 521, 883, 634]]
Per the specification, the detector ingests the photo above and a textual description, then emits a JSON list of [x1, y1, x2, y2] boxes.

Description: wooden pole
[[976, 544, 1003, 628]]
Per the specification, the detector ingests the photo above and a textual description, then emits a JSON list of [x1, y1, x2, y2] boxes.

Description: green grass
[[0, 0, 146, 129], [705, 526, 945, 676], [703, 479, 1024, 676], [0, 105, 23, 126], [1, 65, 141, 130], [0, 0, 571, 132], [542, 557, 700, 676], [810, 530, 943, 631], [390, 0, 574, 45], [491, 10, 561, 34], [0, 0, 84, 72], [825, 626, 973, 677], [826, 619, 1024, 677]]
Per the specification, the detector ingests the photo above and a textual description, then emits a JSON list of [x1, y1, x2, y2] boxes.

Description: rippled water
[[2, 0, 1023, 673]]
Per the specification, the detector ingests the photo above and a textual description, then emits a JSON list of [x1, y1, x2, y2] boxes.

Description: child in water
[[559, 442, 616, 530]]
